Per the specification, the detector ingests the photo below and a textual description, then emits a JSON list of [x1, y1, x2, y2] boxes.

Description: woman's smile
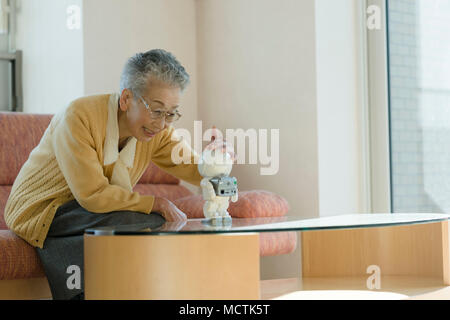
[[143, 126, 157, 137]]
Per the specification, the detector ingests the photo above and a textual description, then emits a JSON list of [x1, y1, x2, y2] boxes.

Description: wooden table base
[[302, 220, 450, 284], [84, 233, 260, 300]]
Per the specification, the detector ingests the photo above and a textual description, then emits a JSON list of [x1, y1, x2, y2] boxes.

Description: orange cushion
[[172, 190, 290, 219], [260, 231, 297, 256], [173, 190, 296, 256], [132, 183, 193, 202], [0, 112, 53, 185], [0, 230, 45, 280], [138, 161, 180, 185]]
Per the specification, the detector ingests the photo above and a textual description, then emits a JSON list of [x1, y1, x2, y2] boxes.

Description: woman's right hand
[[152, 196, 187, 222]]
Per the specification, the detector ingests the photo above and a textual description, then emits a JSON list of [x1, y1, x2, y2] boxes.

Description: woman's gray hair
[[119, 49, 190, 96]]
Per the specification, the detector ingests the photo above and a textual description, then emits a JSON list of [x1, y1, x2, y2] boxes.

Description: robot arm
[[231, 188, 238, 202], [200, 178, 216, 201]]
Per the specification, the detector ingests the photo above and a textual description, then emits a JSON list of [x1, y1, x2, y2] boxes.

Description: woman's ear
[[119, 89, 133, 112]]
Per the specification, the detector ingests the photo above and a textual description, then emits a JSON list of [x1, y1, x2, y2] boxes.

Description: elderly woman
[[4, 49, 226, 300]]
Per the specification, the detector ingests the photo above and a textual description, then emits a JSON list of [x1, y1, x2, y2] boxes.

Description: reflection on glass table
[[85, 213, 450, 235]]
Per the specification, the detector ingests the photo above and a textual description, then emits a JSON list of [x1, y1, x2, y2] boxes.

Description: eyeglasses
[[137, 95, 182, 123]]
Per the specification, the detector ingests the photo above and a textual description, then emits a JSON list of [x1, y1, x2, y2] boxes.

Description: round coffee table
[[84, 213, 450, 299]]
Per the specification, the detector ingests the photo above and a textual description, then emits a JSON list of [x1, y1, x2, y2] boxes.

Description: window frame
[[364, 0, 392, 213]]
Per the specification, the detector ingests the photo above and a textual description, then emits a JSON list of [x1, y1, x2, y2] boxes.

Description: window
[[387, 0, 450, 213]]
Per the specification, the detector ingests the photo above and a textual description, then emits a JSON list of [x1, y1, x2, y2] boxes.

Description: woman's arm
[[52, 107, 155, 214], [150, 125, 203, 186]]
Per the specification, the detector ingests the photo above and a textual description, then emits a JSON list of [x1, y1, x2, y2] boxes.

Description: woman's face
[[119, 79, 181, 142]]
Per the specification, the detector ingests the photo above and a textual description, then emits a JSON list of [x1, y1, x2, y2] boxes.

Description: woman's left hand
[[204, 126, 236, 162]]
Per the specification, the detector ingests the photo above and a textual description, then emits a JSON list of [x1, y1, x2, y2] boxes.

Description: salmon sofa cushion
[[173, 190, 290, 219]]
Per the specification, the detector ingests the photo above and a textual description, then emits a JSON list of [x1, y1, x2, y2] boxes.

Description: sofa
[[0, 111, 297, 299]]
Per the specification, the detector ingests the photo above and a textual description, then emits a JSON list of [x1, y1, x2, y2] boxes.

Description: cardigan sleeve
[[151, 125, 203, 187], [51, 107, 155, 214]]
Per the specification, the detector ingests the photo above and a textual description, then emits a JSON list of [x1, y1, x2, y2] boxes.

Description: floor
[[14, 275, 450, 300], [260, 276, 450, 299]]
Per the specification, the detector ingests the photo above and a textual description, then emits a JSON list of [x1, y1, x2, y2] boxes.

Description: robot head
[[198, 149, 233, 177]]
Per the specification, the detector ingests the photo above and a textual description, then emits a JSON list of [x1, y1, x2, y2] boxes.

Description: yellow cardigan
[[4, 93, 202, 248]]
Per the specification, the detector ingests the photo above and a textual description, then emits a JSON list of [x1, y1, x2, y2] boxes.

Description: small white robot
[[198, 148, 238, 225]]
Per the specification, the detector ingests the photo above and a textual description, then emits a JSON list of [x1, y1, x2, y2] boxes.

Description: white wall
[[15, 0, 84, 114], [196, 0, 320, 279], [14, 0, 198, 118], [82, 0, 199, 194], [315, 0, 364, 216], [82, 0, 198, 131], [196, 0, 365, 279]]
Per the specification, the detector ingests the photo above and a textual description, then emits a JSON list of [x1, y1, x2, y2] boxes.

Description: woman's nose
[[153, 117, 166, 130]]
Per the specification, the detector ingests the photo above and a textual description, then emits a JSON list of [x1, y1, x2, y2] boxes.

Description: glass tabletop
[[84, 213, 450, 236]]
